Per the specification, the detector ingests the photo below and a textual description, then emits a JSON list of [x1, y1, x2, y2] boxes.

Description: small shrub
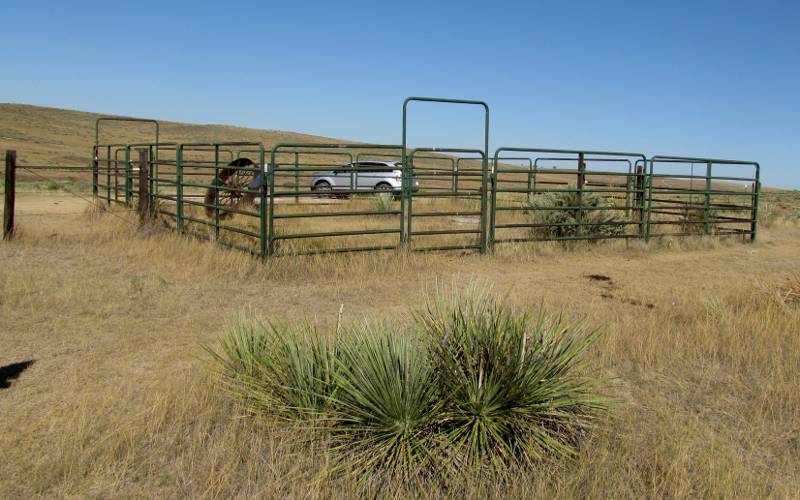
[[415, 286, 606, 470], [676, 203, 726, 234], [372, 192, 394, 213], [207, 316, 339, 419], [526, 188, 626, 240], [324, 324, 441, 481], [208, 289, 606, 484], [758, 201, 778, 228]]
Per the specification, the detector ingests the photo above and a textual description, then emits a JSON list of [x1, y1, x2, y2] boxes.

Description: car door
[[330, 167, 353, 191], [355, 162, 384, 190]]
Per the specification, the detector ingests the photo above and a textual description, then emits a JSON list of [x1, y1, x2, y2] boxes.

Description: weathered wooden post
[[3, 150, 16, 240], [92, 147, 99, 196], [137, 148, 150, 223], [576, 152, 585, 236], [635, 163, 646, 237]]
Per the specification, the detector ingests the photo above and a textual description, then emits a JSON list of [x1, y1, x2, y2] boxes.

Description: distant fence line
[[2, 96, 762, 252]]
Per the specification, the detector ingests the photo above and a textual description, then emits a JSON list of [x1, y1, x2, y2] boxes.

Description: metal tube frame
[[268, 143, 403, 257], [402, 97, 490, 252], [408, 148, 488, 252], [647, 156, 760, 241], [491, 148, 647, 247]]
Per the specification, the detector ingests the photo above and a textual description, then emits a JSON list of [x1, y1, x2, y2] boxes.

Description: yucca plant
[[414, 286, 605, 471], [206, 315, 339, 419], [526, 188, 626, 239], [322, 324, 441, 483], [209, 288, 606, 484]]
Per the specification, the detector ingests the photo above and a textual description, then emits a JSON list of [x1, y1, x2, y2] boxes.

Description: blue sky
[[2, 0, 798, 187]]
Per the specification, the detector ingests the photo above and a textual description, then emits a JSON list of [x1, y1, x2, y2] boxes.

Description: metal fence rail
[[406, 148, 489, 252], [646, 156, 760, 241], [3, 96, 764, 259], [490, 148, 647, 247], [268, 143, 405, 256]]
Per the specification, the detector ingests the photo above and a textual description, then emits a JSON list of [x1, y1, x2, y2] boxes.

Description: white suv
[[311, 161, 419, 194]]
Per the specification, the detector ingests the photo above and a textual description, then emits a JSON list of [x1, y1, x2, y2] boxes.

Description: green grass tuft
[[415, 285, 606, 470], [208, 288, 606, 485]]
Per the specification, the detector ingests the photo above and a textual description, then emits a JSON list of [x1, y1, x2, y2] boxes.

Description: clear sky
[[2, 0, 798, 187]]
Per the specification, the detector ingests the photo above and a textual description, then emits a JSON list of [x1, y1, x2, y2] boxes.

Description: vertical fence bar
[[124, 146, 131, 206], [751, 163, 760, 241], [452, 159, 458, 193], [704, 160, 712, 235], [480, 115, 490, 253], [176, 146, 184, 234], [114, 149, 120, 202], [3, 150, 16, 240], [294, 152, 299, 204], [399, 151, 406, 245], [106, 145, 111, 203], [642, 158, 655, 242], [260, 146, 268, 259], [214, 145, 220, 241], [267, 156, 276, 257], [92, 146, 99, 196], [576, 152, 585, 236], [489, 152, 499, 249], [152, 144, 159, 201], [636, 162, 646, 237], [137, 148, 150, 224], [148, 145, 155, 212], [406, 156, 414, 242]]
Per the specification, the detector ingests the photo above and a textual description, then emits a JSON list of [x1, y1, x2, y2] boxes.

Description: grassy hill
[[0, 103, 781, 197], [0, 103, 349, 166]]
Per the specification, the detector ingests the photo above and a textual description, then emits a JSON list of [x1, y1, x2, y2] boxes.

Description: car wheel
[[375, 182, 393, 192], [314, 181, 332, 198]]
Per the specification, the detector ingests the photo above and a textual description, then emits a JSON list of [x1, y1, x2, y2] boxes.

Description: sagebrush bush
[[372, 192, 394, 213], [526, 188, 626, 240], [208, 289, 606, 485], [678, 206, 718, 234]]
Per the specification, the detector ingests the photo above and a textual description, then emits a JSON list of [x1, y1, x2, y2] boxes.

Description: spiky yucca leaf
[[209, 288, 607, 483], [206, 316, 339, 419], [323, 324, 441, 483], [415, 285, 605, 470]]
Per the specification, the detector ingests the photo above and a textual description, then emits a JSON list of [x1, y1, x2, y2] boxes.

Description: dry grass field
[[2, 104, 800, 498], [1, 190, 799, 498]]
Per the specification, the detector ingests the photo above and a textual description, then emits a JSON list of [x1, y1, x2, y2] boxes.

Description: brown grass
[[1, 189, 799, 497]]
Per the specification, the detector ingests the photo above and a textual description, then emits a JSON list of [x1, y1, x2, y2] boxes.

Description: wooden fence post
[[3, 150, 16, 240], [137, 148, 150, 223]]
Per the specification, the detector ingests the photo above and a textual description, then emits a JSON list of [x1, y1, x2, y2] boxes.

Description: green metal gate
[[402, 97, 491, 252], [267, 143, 405, 256], [490, 148, 647, 246], [646, 156, 760, 240], [86, 96, 763, 260]]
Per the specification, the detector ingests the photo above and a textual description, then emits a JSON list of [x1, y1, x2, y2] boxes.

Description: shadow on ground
[[0, 360, 35, 389]]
